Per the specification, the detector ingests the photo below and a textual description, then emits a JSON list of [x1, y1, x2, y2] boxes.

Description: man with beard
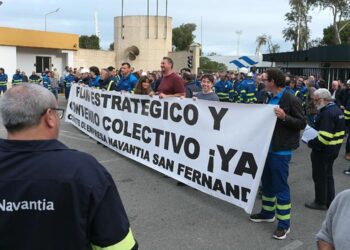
[[306, 89, 345, 210]]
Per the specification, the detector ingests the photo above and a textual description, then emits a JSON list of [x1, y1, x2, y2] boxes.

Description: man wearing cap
[[0, 83, 138, 250]]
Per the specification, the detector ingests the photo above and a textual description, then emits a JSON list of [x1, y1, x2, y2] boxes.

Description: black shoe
[[273, 227, 290, 240], [344, 168, 350, 175], [304, 201, 327, 210], [249, 213, 275, 223]]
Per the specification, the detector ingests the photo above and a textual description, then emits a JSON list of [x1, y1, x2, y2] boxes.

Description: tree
[[109, 42, 114, 51], [310, 0, 350, 44], [255, 34, 268, 55], [322, 20, 350, 44], [199, 57, 227, 73], [283, 0, 312, 51], [79, 35, 100, 49], [255, 34, 280, 54], [172, 23, 197, 51]]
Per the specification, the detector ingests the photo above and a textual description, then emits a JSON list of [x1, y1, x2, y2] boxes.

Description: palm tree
[[255, 34, 268, 55]]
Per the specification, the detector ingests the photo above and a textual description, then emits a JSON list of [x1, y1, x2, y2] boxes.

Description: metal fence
[[256, 67, 350, 89]]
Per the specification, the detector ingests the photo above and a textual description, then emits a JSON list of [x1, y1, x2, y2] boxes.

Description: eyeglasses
[[41, 107, 65, 119]]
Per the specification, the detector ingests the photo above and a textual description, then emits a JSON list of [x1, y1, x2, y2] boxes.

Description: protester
[[250, 68, 306, 240], [306, 89, 345, 210], [0, 67, 8, 95], [256, 73, 268, 104], [12, 69, 23, 86], [118, 62, 138, 93], [21, 71, 28, 82], [157, 57, 185, 98], [214, 72, 233, 102], [49, 71, 59, 100], [133, 76, 153, 95], [0, 83, 138, 250], [100, 68, 118, 91], [64, 69, 76, 100], [183, 72, 201, 98], [239, 70, 257, 103], [305, 79, 317, 127], [42, 71, 52, 91], [89, 66, 101, 89], [330, 80, 342, 107], [29, 71, 41, 84], [316, 189, 350, 249], [193, 74, 219, 101], [78, 68, 90, 85]]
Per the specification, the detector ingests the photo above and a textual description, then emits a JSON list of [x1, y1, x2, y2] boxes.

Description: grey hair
[[314, 88, 332, 101], [0, 83, 57, 133]]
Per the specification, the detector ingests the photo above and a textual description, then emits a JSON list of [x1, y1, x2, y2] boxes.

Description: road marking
[[99, 158, 122, 164], [59, 133, 95, 143], [281, 240, 304, 250], [60, 130, 88, 139]]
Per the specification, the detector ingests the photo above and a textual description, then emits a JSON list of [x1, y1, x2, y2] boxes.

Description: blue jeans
[[261, 153, 291, 229]]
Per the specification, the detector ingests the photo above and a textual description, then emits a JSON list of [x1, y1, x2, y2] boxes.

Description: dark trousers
[[65, 87, 71, 100], [0, 86, 7, 95], [311, 150, 335, 206], [346, 129, 350, 153]]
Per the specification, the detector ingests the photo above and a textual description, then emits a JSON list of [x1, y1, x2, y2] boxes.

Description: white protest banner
[[65, 84, 277, 214]]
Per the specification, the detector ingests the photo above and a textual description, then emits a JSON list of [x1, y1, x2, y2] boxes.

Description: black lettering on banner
[[130, 98, 140, 113], [209, 107, 228, 131], [163, 102, 169, 120], [141, 99, 150, 116], [171, 133, 184, 154], [164, 131, 170, 150], [101, 93, 111, 108], [217, 145, 238, 172], [111, 95, 122, 110], [152, 154, 174, 172], [142, 126, 152, 144], [132, 123, 142, 141], [122, 98, 132, 113], [76, 86, 81, 97], [183, 104, 198, 126], [123, 121, 132, 137], [103, 117, 111, 130], [207, 149, 216, 173], [240, 187, 251, 203], [112, 119, 123, 134], [170, 103, 182, 122], [91, 92, 95, 106], [234, 152, 258, 179], [150, 100, 162, 118], [184, 137, 200, 159], [94, 92, 101, 107], [152, 128, 164, 147]]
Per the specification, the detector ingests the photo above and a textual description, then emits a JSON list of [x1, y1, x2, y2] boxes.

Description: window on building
[[36, 56, 51, 73]]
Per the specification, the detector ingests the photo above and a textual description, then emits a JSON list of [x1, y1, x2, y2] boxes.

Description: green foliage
[[172, 23, 197, 51], [79, 35, 100, 49], [199, 57, 227, 73], [323, 20, 350, 45], [282, 0, 312, 51]]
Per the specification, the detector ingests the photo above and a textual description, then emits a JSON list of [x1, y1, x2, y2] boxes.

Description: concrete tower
[[114, 15, 172, 71]]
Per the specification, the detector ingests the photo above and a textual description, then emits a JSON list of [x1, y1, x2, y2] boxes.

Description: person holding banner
[[250, 68, 306, 240], [157, 57, 185, 98], [0, 84, 138, 250]]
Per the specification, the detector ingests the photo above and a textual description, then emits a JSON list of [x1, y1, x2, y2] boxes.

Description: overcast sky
[[0, 0, 334, 55]]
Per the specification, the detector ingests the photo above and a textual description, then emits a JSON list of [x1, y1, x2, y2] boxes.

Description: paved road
[[1, 95, 349, 250]]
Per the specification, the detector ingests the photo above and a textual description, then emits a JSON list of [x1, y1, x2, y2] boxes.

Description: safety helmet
[[80, 68, 89, 74], [247, 72, 254, 78], [239, 67, 249, 75]]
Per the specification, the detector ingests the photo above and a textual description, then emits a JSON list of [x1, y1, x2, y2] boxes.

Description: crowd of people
[[1, 56, 350, 247]]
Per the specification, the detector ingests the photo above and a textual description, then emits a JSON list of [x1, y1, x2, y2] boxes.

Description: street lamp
[[45, 8, 60, 31], [235, 30, 242, 56]]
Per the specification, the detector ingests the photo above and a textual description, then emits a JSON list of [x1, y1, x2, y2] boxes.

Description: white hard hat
[[239, 67, 249, 74], [141, 72, 147, 76], [80, 68, 89, 74], [247, 72, 254, 77], [347, 79, 350, 84]]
